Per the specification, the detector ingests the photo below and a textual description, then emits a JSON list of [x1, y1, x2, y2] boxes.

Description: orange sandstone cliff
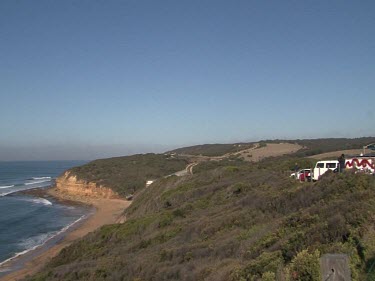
[[55, 171, 119, 199]]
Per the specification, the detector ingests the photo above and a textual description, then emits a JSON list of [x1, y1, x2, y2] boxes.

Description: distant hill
[[167, 143, 256, 157], [276, 137, 375, 157], [167, 138, 375, 158]]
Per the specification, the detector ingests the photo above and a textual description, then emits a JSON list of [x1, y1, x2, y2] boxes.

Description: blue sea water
[[0, 161, 88, 274]]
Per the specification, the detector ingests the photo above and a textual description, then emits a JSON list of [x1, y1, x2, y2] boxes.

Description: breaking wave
[[26, 198, 53, 206], [31, 177, 52, 180], [0, 191, 15, 197], [24, 180, 51, 186], [0, 214, 87, 268], [0, 185, 14, 189]]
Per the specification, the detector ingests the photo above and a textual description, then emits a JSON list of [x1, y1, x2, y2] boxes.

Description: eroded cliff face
[[55, 171, 119, 199]]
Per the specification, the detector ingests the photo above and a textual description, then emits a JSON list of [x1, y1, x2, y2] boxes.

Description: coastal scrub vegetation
[[29, 153, 375, 281], [68, 153, 188, 196], [64, 137, 375, 197], [264, 137, 375, 157], [168, 137, 375, 158], [167, 143, 255, 157]]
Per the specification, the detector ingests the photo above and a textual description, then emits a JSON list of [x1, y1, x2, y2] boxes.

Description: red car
[[290, 169, 311, 182]]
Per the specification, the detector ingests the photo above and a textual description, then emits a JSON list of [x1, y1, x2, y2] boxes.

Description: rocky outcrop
[[55, 171, 119, 199]]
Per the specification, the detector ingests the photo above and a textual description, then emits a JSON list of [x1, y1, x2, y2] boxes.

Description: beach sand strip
[[0, 187, 131, 281]]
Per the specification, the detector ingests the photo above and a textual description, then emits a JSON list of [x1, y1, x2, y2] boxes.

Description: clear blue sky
[[1, 0, 374, 160]]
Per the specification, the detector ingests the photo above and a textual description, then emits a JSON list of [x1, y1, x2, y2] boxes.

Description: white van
[[312, 160, 339, 181]]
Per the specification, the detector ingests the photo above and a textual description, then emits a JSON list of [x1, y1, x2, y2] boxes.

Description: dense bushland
[[268, 137, 375, 157], [168, 143, 255, 157], [29, 156, 375, 281], [64, 138, 375, 197], [68, 153, 187, 196], [169, 137, 375, 158]]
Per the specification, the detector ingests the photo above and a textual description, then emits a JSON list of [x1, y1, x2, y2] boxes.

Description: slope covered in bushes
[[169, 137, 375, 158], [68, 153, 188, 196], [282, 137, 375, 157], [29, 156, 375, 281], [168, 143, 255, 157]]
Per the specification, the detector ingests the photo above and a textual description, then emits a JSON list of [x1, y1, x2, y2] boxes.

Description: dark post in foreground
[[320, 254, 351, 281]]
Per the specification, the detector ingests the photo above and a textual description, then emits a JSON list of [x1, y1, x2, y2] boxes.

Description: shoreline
[[0, 187, 131, 281]]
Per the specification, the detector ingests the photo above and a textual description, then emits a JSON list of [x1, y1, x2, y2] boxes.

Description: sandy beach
[[0, 188, 131, 281]]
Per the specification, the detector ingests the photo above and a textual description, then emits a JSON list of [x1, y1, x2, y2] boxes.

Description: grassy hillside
[[68, 153, 188, 196], [266, 137, 375, 157], [168, 143, 255, 157], [30, 155, 375, 281], [168, 138, 375, 158], [60, 138, 375, 198]]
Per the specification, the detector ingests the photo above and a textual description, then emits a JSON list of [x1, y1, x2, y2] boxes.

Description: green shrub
[[287, 250, 321, 281], [262, 271, 276, 281]]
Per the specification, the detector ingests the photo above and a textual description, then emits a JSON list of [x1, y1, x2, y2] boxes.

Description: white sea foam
[[18, 233, 51, 250], [0, 242, 45, 269], [24, 180, 51, 186], [0, 185, 14, 189], [13, 197, 53, 206], [0, 191, 14, 197], [32, 177, 52, 180], [29, 198, 53, 206], [0, 185, 50, 197], [0, 214, 87, 268], [0, 178, 52, 196]]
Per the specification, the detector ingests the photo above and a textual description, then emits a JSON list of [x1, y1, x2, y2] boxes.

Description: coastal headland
[[0, 153, 188, 280], [2, 139, 375, 280], [0, 179, 131, 281]]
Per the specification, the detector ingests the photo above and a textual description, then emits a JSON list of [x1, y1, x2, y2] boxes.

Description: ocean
[[0, 161, 88, 275]]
